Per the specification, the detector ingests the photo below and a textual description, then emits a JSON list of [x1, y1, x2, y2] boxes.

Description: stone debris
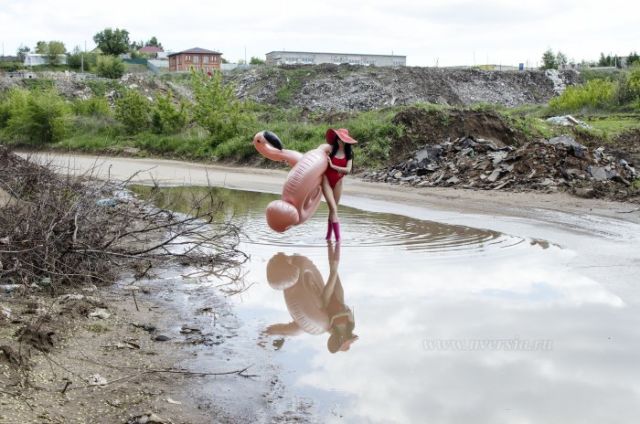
[[127, 412, 172, 424], [88, 308, 111, 319], [364, 135, 638, 199], [227, 65, 579, 111], [89, 373, 108, 386], [546, 115, 592, 129]]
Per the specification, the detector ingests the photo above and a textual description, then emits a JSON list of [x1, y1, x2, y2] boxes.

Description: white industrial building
[[23, 54, 67, 66], [265, 51, 406, 67]]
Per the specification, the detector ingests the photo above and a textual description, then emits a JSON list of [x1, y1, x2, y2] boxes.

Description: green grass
[[48, 103, 404, 170], [124, 63, 150, 74], [584, 115, 640, 135], [548, 79, 617, 114], [22, 78, 55, 91], [274, 67, 318, 106], [86, 79, 123, 96]]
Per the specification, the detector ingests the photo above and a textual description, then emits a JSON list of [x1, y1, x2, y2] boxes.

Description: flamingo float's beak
[[263, 130, 283, 150]]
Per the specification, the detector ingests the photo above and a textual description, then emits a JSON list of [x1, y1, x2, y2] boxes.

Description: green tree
[[628, 52, 640, 66], [249, 56, 265, 65], [555, 51, 568, 69], [95, 55, 125, 79], [35, 41, 48, 54], [115, 89, 151, 134], [190, 70, 252, 145], [541, 49, 557, 70], [47, 41, 66, 66], [93, 28, 131, 56], [151, 92, 187, 134], [145, 36, 163, 49], [67, 46, 83, 70], [4, 89, 70, 144], [16, 45, 30, 62], [628, 65, 640, 98]]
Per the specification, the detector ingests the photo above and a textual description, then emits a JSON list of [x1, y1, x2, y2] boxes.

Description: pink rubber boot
[[325, 219, 333, 240], [332, 221, 341, 242]]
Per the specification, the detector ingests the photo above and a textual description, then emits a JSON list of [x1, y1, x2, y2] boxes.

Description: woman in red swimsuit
[[322, 128, 357, 242]]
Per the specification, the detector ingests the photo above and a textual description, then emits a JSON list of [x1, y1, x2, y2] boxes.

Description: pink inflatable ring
[[253, 131, 331, 232]]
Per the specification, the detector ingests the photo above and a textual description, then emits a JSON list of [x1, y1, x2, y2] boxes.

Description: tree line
[[10, 29, 165, 77], [541, 48, 640, 70]]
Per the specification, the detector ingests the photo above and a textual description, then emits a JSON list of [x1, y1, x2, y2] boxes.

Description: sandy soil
[[21, 151, 640, 229], [1, 267, 298, 424]]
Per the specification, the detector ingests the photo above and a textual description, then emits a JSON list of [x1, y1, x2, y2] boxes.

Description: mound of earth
[[390, 108, 523, 157], [364, 109, 639, 202], [227, 65, 579, 111]]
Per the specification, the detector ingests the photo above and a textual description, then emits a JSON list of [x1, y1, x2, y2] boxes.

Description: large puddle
[[136, 186, 638, 422]]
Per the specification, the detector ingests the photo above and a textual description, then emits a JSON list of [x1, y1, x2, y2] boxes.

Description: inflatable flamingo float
[[253, 131, 331, 232]]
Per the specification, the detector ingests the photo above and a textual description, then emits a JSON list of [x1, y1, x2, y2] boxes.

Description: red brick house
[[138, 46, 164, 58], [168, 48, 222, 72]]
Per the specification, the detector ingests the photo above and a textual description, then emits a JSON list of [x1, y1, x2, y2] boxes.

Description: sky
[[0, 0, 638, 67]]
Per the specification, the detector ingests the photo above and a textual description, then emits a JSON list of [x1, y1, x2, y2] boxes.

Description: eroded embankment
[[362, 108, 639, 202]]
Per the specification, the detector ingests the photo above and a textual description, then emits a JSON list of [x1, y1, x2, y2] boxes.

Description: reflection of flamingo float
[[265, 243, 358, 353], [252, 131, 332, 233]]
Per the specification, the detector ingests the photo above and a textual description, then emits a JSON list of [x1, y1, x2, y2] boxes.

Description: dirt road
[[23, 151, 640, 229]]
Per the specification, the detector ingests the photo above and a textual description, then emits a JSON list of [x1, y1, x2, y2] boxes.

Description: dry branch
[[0, 147, 247, 292]]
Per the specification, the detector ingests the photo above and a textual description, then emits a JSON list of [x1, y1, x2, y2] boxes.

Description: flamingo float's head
[[266, 253, 300, 290], [253, 130, 283, 155], [266, 199, 299, 233]]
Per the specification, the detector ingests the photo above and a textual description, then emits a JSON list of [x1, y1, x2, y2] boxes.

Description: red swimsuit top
[[325, 156, 348, 188]]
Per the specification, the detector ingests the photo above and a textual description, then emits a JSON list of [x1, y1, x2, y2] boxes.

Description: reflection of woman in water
[[265, 243, 358, 353]]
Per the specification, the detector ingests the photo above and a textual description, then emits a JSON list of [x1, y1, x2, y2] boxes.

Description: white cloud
[[1, 0, 637, 66]]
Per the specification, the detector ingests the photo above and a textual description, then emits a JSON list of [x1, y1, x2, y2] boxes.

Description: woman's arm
[[328, 159, 353, 174]]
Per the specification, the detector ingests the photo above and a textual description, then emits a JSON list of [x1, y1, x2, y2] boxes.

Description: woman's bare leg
[[333, 180, 343, 205], [322, 176, 339, 222]]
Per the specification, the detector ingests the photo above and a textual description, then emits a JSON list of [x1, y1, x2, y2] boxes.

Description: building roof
[[168, 47, 222, 57], [139, 46, 164, 53]]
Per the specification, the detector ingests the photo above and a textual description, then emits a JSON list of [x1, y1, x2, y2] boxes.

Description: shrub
[[0, 61, 25, 72], [628, 65, 640, 98], [0, 88, 30, 129], [73, 97, 111, 117], [345, 110, 403, 168], [68, 49, 98, 72], [22, 79, 55, 91], [190, 70, 254, 146], [3, 89, 71, 144], [548, 80, 616, 113], [96, 55, 125, 79], [115, 89, 150, 134], [86, 79, 121, 97], [151, 92, 188, 134]]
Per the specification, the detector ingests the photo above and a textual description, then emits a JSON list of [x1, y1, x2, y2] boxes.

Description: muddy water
[[137, 186, 640, 423]]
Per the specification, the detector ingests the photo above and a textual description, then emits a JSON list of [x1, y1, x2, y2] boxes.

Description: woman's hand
[[327, 156, 333, 169]]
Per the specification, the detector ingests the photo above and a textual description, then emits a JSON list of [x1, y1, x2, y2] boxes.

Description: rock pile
[[227, 65, 580, 112], [363, 135, 638, 199]]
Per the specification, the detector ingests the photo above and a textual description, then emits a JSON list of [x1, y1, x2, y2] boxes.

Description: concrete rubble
[[546, 115, 592, 129], [228, 65, 580, 111], [363, 134, 638, 200]]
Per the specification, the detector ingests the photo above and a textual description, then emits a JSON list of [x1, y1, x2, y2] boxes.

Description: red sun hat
[[326, 128, 358, 145]]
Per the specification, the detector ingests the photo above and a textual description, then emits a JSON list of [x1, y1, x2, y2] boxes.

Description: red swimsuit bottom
[[325, 156, 348, 188]]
